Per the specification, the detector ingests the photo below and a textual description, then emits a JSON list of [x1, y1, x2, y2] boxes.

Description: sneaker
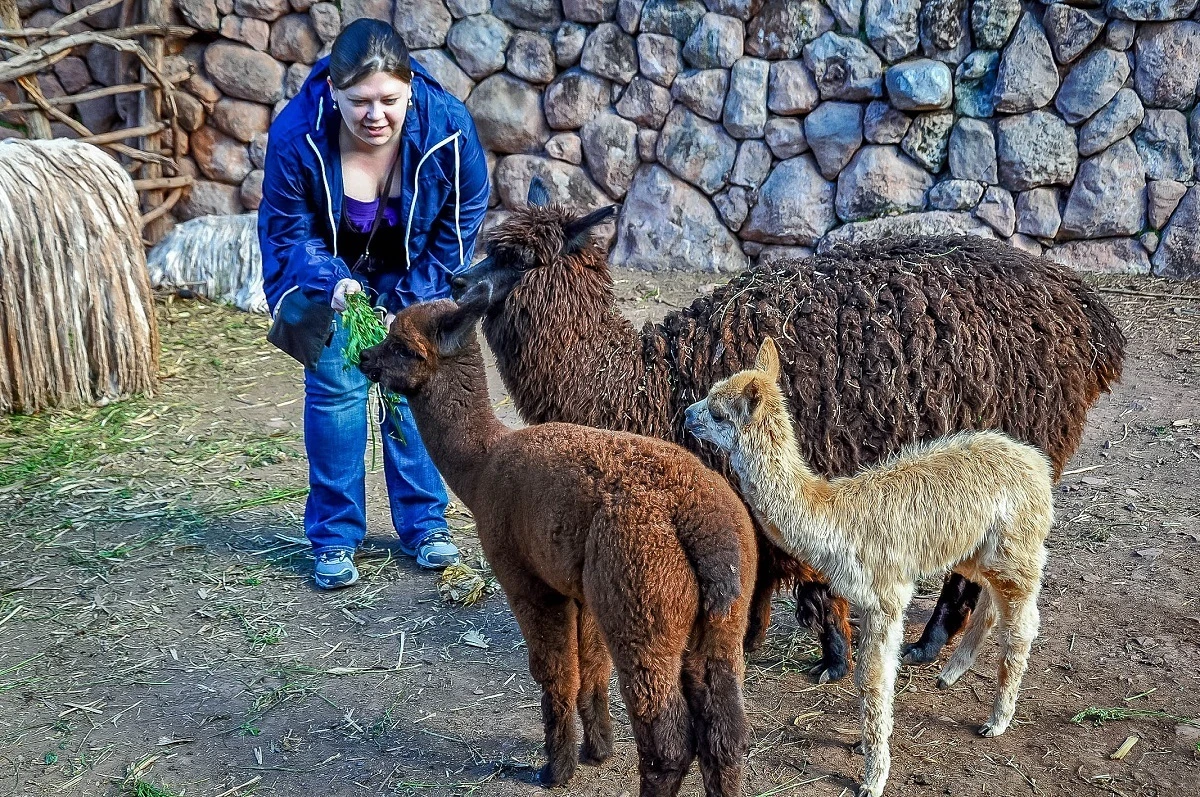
[[400, 529, 460, 569], [313, 550, 359, 590]]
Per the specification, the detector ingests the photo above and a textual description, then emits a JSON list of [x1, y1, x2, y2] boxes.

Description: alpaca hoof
[[901, 642, 938, 666], [536, 763, 573, 788], [580, 740, 613, 766], [856, 783, 883, 797], [812, 659, 848, 684], [852, 740, 865, 756], [935, 675, 952, 690], [743, 628, 767, 654], [978, 721, 1008, 738]]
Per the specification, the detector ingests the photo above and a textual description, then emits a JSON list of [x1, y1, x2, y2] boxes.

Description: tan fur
[[685, 339, 1054, 797]]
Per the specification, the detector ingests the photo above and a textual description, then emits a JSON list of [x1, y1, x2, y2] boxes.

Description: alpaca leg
[[794, 574, 852, 683], [508, 591, 581, 787], [576, 608, 614, 765], [902, 574, 983, 665], [743, 543, 777, 652], [980, 583, 1041, 737], [936, 587, 997, 689], [854, 608, 904, 797], [625, 683, 695, 797], [682, 646, 748, 797]]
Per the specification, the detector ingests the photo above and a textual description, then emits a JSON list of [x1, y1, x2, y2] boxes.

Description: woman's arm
[[258, 137, 354, 313]]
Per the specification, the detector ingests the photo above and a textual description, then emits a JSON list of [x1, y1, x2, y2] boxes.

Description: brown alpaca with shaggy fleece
[[451, 180, 1124, 682], [358, 299, 758, 797]]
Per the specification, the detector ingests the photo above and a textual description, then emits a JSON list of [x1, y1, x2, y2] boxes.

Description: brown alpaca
[[358, 299, 758, 797], [687, 339, 1053, 797], [451, 179, 1123, 681]]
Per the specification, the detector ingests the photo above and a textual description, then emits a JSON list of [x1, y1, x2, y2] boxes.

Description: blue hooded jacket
[[258, 56, 489, 315]]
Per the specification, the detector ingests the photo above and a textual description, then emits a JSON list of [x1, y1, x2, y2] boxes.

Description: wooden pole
[[0, 0, 52, 138], [139, 0, 169, 243]]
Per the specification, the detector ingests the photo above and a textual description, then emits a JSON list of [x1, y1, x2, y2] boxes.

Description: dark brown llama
[[450, 179, 1125, 682], [358, 299, 759, 797]]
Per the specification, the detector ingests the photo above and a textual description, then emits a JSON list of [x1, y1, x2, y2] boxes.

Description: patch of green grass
[[0, 401, 146, 487], [1072, 706, 1200, 727], [341, 291, 388, 368], [236, 720, 262, 738], [125, 778, 181, 797]]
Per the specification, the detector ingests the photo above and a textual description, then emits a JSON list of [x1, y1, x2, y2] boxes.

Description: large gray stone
[[611, 165, 748, 272], [178, 181, 244, 220], [1016, 187, 1061, 238], [743, 155, 838, 244], [640, 0, 706, 39], [191, 126, 253, 184], [948, 117, 997, 183], [767, 60, 819, 115], [447, 15, 512, 79], [731, 139, 773, 188], [1042, 4, 1105, 64], [1060, 137, 1146, 238], [493, 0, 562, 31], [637, 33, 682, 86], [928, 178, 985, 210], [507, 31, 557, 84], [1079, 88, 1145, 156], [954, 49, 998, 118], [919, 0, 967, 52], [394, 0, 452, 48], [203, 42, 285, 103], [178, 0, 219, 30], [617, 0, 645, 33], [817, 210, 994, 251], [656, 105, 738, 194], [1107, 19, 1137, 50], [1192, 106, 1200, 180], [1147, 178, 1187, 228], [835, 144, 932, 221], [704, 0, 765, 18], [411, 50, 475, 100], [746, 0, 835, 58], [447, 0, 490, 16], [1108, 0, 1199, 21], [828, 0, 864, 33], [1134, 22, 1200, 109], [495, 154, 610, 211], [1047, 238, 1151, 274], [1134, 109, 1194, 181], [993, 12, 1058, 114], [997, 111, 1077, 191], [724, 57, 769, 137], [971, 0, 1019, 49], [555, 22, 587, 67], [802, 31, 884, 101], [544, 68, 611, 129], [581, 22, 638, 83], [974, 186, 1016, 235], [614, 76, 673, 127], [683, 12, 745, 68], [764, 117, 808, 158], [804, 101, 865, 179], [864, 99, 912, 143], [885, 58, 953, 110], [564, 0, 618, 23], [1152, 185, 1200, 277], [466, 74, 551, 153], [1055, 49, 1130, 125], [545, 131, 583, 163], [865, 0, 921, 62], [580, 113, 640, 198], [901, 110, 954, 172], [671, 69, 729, 120]]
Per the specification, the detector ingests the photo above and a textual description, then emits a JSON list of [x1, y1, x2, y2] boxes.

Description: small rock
[[580, 113, 640, 198], [545, 131, 583, 164], [1007, 232, 1043, 255], [672, 68, 729, 121], [191, 125, 253, 184], [581, 22, 638, 84], [803, 31, 884, 101], [544, 68, 611, 129], [447, 0, 489, 16], [901, 110, 954, 172], [724, 57, 770, 138], [249, 132, 269, 168], [637, 128, 658, 161], [466, 73, 551, 153], [993, 12, 1059, 113], [743, 154, 838, 244], [212, 97, 271, 143], [1046, 238, 1152, 274], [949, 117, 997, 182], [240, 169, 265, 210], [767, 60, 819, 115], [864, 100, 912, 143], [954, 49, 998, 118], [705, 0, 765, 20], [204, 42, 285, 103], [1141, 230, 1160, 253], [310, 2, 340, 42], [1153, 185, 1200, 277], [996, 110, 1077, 191], [683, 12, 745, 69], [974, 186, 1016, 236], [617, 0, 645, 33], [1079, 88, 1145, 156], [615, 76, 673, 128], [411, 49, 475, 101], [971, 0, 1020, 49], [506, 31, 556, 84], [656, 105, 739, 194], [919, 0, 967, 52], [764, 117, 808, 158], [865, 0, 921, 62], [177, 0, 220, 30], [52, 57, 91, 95], [269, 13, 322, 64], [714, 185, 750, 230], [1147, 178, 1187, 228], [1016, 187, 1061, 237], [1106, 19, 1137, 50], [731, 139, 772, 188], [492, 0, 562, 31], [1134, 22, 1200, 110], [835, 144, 932, 221], [394, 0, 452, 48], [885, 57, 953, 110], [175, 92, 206, 133], [1042, 4, 1104, 64], [494, 154, 609, 210], [563, 0, 617, 23], [757, 245, 815, 267], [747, 0, 834, 58], [637, 33, 682, 87], [805, 101, 865, 179], [928, 178, 985, 210], [1134, 109, 1194, 181], [447, 15, 512, 80], [1055, 48, 1130, 125], [178, 180, 244, 220], [640, 0, 706, 40], [1108, 0, 1199, 21], [554, 22, 588, 67]]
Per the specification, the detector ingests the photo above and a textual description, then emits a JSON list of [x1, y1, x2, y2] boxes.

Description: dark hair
[[329, 18, 412, 90]]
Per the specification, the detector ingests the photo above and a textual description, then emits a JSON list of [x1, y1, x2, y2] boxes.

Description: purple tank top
[[343, 194, 403, 233]]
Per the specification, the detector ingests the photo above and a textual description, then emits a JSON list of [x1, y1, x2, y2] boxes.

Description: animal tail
[[672, 487, 747, 620], [1078, 282, 1125, 392]]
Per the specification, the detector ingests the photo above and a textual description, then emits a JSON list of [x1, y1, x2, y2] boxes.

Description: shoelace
[[423, 531, 453, 547]]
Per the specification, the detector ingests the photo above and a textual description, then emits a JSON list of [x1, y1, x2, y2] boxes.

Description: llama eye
[[709, 406, 725, 422]]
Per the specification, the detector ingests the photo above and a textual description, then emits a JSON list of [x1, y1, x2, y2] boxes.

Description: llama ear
[[436, 301, 484, 356], [740, 380, 762, 418], [527, 176, 551, 208], [755, 337, 781, 382], [562, 205, 618, 254]]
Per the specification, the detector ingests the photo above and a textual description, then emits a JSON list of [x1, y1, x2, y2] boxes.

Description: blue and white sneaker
[[313, 550, 359, 590], [400, 529, 460, 569]]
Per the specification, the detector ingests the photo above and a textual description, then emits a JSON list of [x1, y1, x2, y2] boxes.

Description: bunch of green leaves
[[340, 290, 388, 369]]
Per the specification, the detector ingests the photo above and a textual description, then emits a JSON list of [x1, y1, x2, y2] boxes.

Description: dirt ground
[[1, 266, 1198, 797]]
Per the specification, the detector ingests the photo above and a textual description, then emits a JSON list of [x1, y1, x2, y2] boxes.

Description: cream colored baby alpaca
[[684, 338, 1054, 797]]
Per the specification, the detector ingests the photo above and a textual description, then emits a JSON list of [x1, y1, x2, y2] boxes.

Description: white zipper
[[306, 132, 338, 259], [405, 130, 463, 271]]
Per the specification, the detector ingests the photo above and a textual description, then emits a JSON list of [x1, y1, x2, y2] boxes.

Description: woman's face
[[331, 71, 412, 146]]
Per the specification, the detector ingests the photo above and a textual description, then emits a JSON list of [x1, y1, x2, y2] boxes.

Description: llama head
[[358, 298, 486, 396], [684, 338, 785, 454], [451, 176, 618, 311]]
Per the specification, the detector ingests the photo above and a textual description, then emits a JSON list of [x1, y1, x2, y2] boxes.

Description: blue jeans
[[303, 316, 449, 555]]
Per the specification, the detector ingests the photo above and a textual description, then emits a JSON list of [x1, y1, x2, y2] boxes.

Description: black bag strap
[[360, 144, 402, 261]]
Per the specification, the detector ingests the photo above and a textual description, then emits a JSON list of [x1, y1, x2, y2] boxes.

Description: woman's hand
[[384, 312, 396, 330], [331, 278, 362, 311]]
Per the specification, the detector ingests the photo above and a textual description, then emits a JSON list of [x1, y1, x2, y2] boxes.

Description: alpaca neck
[[486, 260, 671, 435], [406, 339, 506, 510]]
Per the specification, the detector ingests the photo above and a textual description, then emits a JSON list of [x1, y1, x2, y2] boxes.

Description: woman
[[259, 18, 489, 588]]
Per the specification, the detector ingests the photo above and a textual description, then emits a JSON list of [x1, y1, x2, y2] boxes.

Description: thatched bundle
[[146, 213, 267, 313], [0, 139, 159, 414]]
